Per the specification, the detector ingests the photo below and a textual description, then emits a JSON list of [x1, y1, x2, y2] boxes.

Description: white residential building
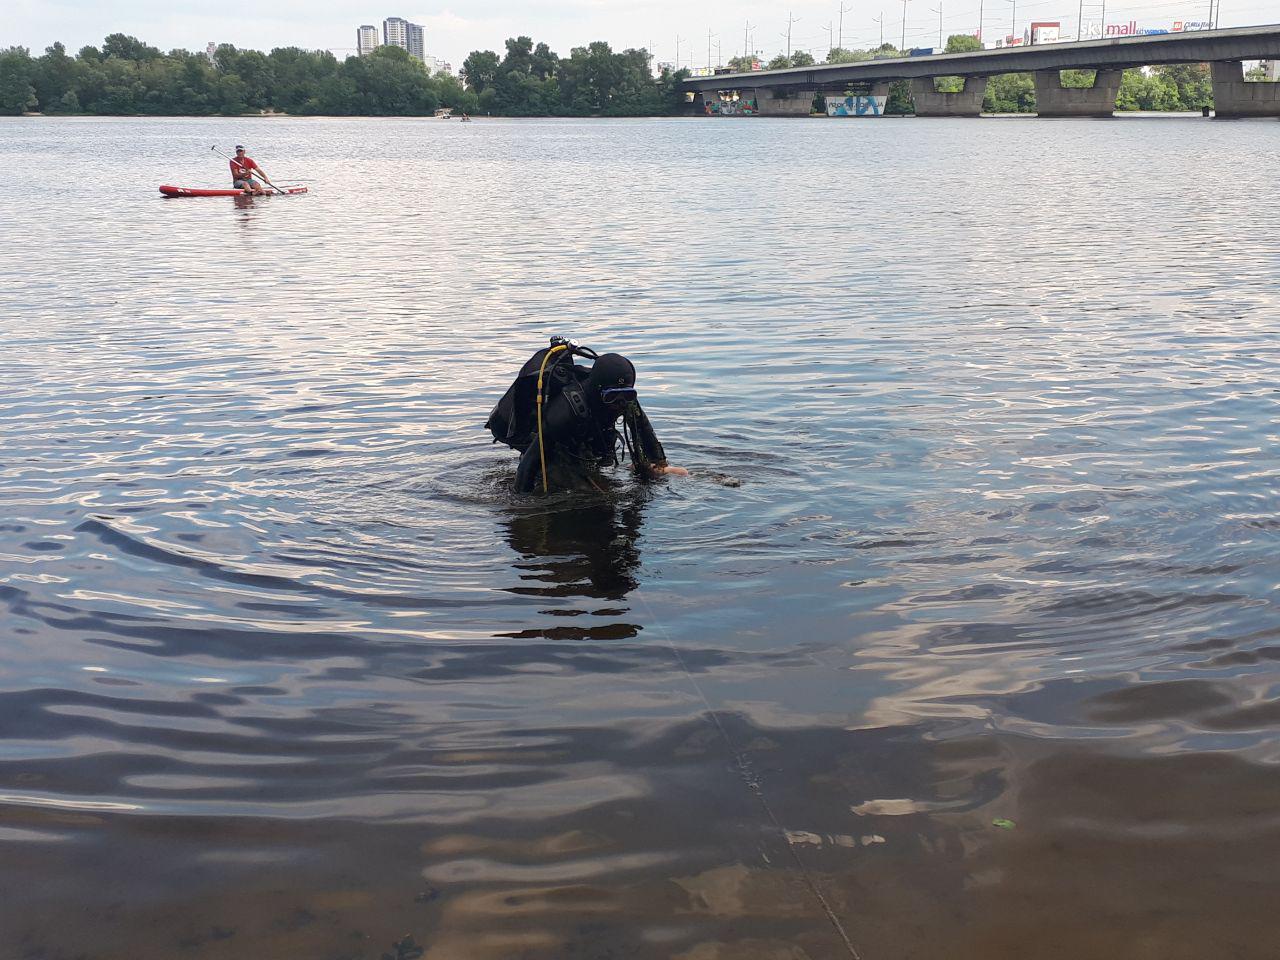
[[383, 17, 426, 63], [383, 17, 408, 48], [357, 25, 380, 56]]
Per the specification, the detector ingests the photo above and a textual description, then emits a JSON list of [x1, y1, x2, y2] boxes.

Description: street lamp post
[[901, 0, 908, 51], [839, 2, 852, 49], [1007, 0, 1015, 44], [931, 2, 943, 47], [782, 11, 801, 59], [874, 11, 884, 45]]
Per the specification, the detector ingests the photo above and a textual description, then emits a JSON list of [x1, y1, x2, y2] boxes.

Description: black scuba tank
[[485, 340, 595, 452]]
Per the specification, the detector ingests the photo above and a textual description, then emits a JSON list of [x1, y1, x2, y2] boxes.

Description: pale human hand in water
[[652, 464, 689, 477]]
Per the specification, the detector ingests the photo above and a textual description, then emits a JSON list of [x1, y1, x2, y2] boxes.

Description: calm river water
[[3, 115, 1280, 960]]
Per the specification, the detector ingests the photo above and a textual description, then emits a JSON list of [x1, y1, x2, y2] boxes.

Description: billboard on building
[[826, 95, 887, 116], [1082, 20, 1210, 38], [1027, 22, 1061, 44]]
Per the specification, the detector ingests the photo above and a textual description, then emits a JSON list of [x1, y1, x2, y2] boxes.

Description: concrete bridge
[[680, 24, 1280, 118]]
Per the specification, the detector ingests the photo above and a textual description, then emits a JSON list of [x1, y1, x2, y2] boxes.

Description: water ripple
[[3, 115, 1280, 959]]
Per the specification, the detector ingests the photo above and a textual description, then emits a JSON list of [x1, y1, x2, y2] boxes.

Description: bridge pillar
[[909, 77, 986, 117], [752, 87, 816, 116], [1211, 61, 1280, 118], [1033, 69, 1122, 117]]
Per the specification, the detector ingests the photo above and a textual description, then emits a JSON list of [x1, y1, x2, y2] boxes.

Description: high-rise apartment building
[[383, 17, 407, 47], [405, 22, 425, 62], [383, 17, 426, 64], [357, 25, 380, 56]]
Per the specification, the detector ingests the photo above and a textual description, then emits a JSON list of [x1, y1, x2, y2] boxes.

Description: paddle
[[211, 145, 286, 195]]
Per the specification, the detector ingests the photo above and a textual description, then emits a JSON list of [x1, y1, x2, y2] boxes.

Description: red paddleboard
[[159, 185, 308, 197]]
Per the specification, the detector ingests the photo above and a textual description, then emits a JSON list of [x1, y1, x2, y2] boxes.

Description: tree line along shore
[[1, 32, 1228, 117]]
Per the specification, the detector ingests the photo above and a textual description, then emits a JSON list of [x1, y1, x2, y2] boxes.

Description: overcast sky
[[6, 0, 1278, 70]]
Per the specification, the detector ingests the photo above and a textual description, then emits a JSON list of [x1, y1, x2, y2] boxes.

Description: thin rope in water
[[634, 588, 863, 960]]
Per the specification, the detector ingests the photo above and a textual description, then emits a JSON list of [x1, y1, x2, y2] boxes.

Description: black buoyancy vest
[[486, 347, 586, 452]]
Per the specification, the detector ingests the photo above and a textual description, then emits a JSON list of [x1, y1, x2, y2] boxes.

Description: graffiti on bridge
[[826, 95, 888, 116]]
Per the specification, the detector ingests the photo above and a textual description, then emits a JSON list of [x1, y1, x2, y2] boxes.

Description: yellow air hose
[[535, 344, 568, 493]]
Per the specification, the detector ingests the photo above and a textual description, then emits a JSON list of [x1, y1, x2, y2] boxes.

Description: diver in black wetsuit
[[486, 340, 688, 494]]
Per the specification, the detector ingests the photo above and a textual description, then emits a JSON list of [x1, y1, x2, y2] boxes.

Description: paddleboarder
[[229, 145, 269, 195]]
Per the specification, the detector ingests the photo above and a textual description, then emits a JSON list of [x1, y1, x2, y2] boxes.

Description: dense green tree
[[232, 50, 275, 108], [434, 72, 479, 112], [316, 72, 358, 114], [35, 42, 76, 109], [945, 34, 982, 53], [502, 36, 534, 75], [344, 45, 439, 115], [984, 72, 1035, 112], [461, 50, 500, 93], [6, 29, 1222, 118], [1059, 68, 1097, 88], [1116, 68, 1179, 111], [0, 47, 38, 114], [790, 51, 816, 67], [766, 54, 791, 70], [1154, 63, 1211, 109], [886, 79, 912, 113], [826, 47, 870, 64], [268, 47, 338, 114], [492, 35, 539, 114], [531, 42, 558, 80], [103, 34, 160, 61], [561, 41, 621, 113], [217, 74, 248, 115]]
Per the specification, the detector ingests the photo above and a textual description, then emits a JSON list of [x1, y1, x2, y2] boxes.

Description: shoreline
[[16, 109, 1219, 119]]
